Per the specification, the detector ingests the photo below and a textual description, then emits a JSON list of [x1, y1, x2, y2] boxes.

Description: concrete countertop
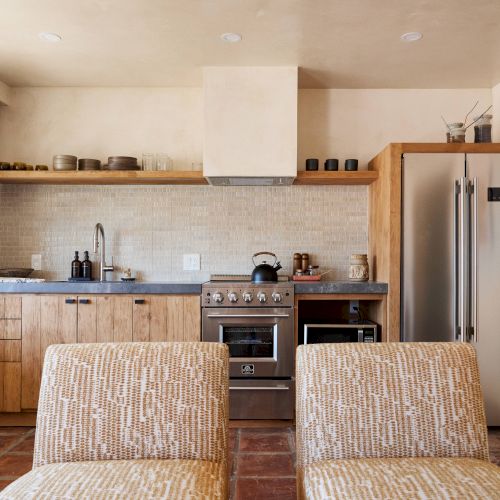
[[0, 281, 202, 294], [293, 280, 388, 294], [0, 280, 387, 295]]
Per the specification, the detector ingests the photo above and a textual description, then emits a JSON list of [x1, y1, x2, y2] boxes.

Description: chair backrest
[[33, 342, 228, 468], [296, 342, 489, 469]]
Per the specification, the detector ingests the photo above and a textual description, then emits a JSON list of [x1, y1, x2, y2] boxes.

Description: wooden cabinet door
[[77, 296, 97, 343], [0, 340, 22, 412], [21, 295, 78, 410], [94, 296, 133, 343], [147, 296, 200, 342]]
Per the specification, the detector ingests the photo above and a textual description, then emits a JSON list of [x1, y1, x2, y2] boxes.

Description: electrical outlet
[[31, 254, 42, 271], [183, 254, 201, 271], [349, 300, 359, 314]]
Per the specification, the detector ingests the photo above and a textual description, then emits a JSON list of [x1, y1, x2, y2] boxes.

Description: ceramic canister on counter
[[349, 254, 369, 281]]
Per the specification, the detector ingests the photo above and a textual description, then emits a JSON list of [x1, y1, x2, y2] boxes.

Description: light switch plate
[[183, 254, 201, 271], [31, 254, 42, 270]]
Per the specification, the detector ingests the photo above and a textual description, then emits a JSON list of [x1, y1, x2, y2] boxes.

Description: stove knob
[[257, 292, 267, 303], [272, 292, 283, 303], [228, 292, 238, 303], [213, 292, 224, 304], [242, 292, 253, 303]]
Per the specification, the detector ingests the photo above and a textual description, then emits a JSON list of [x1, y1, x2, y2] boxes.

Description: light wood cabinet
[[0, 296, 23, 412], [0, 293, 201, 415]]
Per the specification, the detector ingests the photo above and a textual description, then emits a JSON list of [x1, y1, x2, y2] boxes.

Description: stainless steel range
[[202, 280, 294, 419]]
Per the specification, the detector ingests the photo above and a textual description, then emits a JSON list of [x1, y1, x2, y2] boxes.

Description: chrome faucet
[[93, 223, 114, 281]]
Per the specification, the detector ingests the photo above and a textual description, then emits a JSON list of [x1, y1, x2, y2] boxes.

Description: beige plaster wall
[[0, 86, 493, 169], [298, 88, 492, 169], [0, 87, 203, 168]]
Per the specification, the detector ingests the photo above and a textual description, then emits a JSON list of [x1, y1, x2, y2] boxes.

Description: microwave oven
[[303, 321, 378, 344]]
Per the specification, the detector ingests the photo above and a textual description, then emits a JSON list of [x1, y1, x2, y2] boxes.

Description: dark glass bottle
[[71, 251, 81, 278], [81, 251, 92, 279]]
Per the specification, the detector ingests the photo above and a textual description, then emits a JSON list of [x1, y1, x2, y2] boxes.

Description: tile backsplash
[[0, 185, 367, 281]]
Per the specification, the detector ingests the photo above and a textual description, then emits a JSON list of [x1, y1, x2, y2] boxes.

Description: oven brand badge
[[241, 364, 254, 375]]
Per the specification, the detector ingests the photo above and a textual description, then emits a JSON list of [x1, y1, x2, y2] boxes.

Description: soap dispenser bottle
[[81, 251, 92, 279], [71, 251, 81, 278]]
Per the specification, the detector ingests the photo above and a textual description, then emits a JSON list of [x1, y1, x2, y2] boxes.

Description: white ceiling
[[1, 0, 499, 88]]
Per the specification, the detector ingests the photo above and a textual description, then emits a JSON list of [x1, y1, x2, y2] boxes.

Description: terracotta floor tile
[[0, 454, 33, 476], [234, 478, 296, 500], [0, 480, 14, 492], [9, 435, 35, 453], [239, 433, 290, 452], [0, 435, 21, 453], [240, 427, 287, 435], [229, 428, 238, 452], [237, 453, 295, 477]]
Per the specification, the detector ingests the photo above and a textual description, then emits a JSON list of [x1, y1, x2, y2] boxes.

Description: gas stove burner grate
[[210, 274, 289, 282]]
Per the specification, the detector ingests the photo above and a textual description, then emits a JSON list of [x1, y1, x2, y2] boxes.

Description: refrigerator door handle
[[454, 180, 461, 341], [458, 177, 467, 342], [470, 177, 478, 342]]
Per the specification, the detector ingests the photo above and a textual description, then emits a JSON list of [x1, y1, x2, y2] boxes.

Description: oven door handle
[[229, 386, 290, 391], [206, 314, 290, 319]]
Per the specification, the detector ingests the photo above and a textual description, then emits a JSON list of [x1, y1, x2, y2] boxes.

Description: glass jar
[[474, 114, 492, 143], [449, 123, 466, 143], [349, 254, 369, 282]]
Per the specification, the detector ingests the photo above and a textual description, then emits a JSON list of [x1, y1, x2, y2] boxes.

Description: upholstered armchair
[[0, 342, 229, 499], [296, 342, 500, 499]]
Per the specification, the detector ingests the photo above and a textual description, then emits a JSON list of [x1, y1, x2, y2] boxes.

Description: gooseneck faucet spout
[[93, 223, 114, 282]]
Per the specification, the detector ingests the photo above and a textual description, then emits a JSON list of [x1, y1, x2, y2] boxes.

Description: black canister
[[345, 159, 358, 171], [305, 158, 319, 171], [324, 159, 339, 171]]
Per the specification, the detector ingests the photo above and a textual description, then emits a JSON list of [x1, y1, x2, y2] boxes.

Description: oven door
[[202, 307, 294, 378]]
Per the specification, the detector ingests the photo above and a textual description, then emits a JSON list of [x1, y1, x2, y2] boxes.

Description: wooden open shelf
[[293, 170, 378, 185], [0, 170, 208, 185], [0, 169, 379, 186]]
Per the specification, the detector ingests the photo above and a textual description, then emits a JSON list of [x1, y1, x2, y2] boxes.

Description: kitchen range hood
[[203, 67, 297, 186]]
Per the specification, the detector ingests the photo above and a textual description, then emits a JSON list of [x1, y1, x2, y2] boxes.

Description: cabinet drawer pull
[[134, 299, 146, 305], [65, 298, 76, 304], [79, 299, 90, 304]]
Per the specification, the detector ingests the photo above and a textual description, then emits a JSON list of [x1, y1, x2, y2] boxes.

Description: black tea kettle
[[251, 251, 282, 283]]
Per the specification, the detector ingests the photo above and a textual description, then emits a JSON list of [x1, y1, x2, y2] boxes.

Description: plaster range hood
[[203, 67, 298, 186]]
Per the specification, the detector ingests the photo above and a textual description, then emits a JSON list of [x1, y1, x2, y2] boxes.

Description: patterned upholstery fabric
[[301, 457, 500, 500], [1, 342, 229, 499], [0, 459, 226, 500], [296, 343, 495, 500]]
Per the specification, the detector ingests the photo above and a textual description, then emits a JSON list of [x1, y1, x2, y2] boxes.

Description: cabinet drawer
[[0, 319, 22, 339], [0, 340, 21, 362], [0, 296, 22, 319]]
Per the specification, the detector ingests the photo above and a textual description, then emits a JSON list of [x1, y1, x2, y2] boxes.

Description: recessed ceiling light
[[400, 32, 422, 42], [39, 32, 62, 43], [220, 33, 242, 43]]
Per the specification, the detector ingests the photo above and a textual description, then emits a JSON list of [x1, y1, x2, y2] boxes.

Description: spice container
[[474, 114, 492, 143], [293, 253, 302, 274], [301, 253, 309, 272], [349, 254, 369, 282]]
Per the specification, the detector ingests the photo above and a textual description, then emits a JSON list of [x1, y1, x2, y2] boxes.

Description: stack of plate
[[103, 156, 140, 171], [78, 158, 101, 171], [53, 155, 77, 171]]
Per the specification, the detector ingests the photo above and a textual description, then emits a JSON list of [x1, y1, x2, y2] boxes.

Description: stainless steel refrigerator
[[402, 153, 500, 425]]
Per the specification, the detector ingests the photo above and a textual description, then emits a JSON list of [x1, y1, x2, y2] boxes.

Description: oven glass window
[[222, 326, 274, 357]]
